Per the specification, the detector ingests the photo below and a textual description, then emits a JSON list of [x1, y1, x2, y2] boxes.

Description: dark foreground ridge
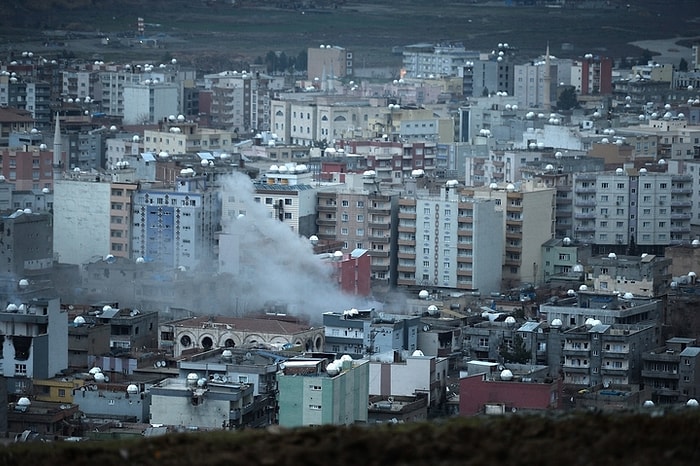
[[2, 412, 700, 465]]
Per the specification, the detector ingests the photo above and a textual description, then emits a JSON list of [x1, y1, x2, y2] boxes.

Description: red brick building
[[459, 372, 562, 416]]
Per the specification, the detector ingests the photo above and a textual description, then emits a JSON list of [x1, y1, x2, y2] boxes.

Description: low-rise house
[[149, 375, 257, 430], [459, 365, 561, 416]]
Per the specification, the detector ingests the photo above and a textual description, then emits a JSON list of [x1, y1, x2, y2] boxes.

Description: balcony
[[457, 255, 473, 263], [671, 212, 692, 220], [562, 364, 589, 372], [671, 199, 692, 207], [370, 235, 391, 244], [369, 221, 390, 229], [398, 224, 415, 233], [397, 237, 415, 246], [574, 186, 597, 194], [316, 217, 336, 226], [574, 212, 596, 219], [317, 204, 337, 212], [370, 249, 390, 258], [397, 251, 415, 260], [575, 199, 597, 207], [398, 211, 417, 220], [397, 264, 415, 273], [642, 369, 679, 379]]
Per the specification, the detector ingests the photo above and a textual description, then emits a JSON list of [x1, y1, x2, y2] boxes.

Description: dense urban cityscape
[[0, 0, 700, 463]]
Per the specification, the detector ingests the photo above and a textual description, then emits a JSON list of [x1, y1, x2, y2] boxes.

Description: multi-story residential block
[[588, 253, 672, 297], [142, 119, 239, 155], [131, 174, 220, 270], [368, 352, 448, 408], [521, 155, 606, 239], [252, 163, 317, 236], [341, 140, 437, 183], [316, 173, 398, 288], [322, 309, 420, 357], [469, 180, 556, 287], [572, 55, 613, 95], [178, 348, 283, 399], [0, 146, 55, 191], [0, 210, 53, 280], [642, 337, 700, 404], [0, 295, 68, 396], [319, 248, 372, 297], [541, 237, 590, 286], [572, 169, 692, 254], [513, 59, 557, 110], [53, 175, 138, 265], [67, 316, 111, 369], [204, 70, 271, 132], [402, 43, 479, 79], [539, 289, 662, 328], [617, 118, 700, 161], [0, 107, 35, 146], [159, 315, 324, 358], [277, 355, 369, 428], [307, 44, 353, 81], [396, 182, 504, 292], [89, 305, 159, 353], [560, 321, 658, 387], [122, 81, 179, 125]]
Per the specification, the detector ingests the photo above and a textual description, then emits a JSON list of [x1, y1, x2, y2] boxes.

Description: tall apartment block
[[396, 181, 503, 293], [572, 169, 692, 255]]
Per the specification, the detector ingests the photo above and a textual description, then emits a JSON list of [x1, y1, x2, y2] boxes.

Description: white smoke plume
[[217, 172, 359, 323]]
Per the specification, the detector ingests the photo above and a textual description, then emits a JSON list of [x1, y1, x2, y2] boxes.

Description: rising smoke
[[217, 172, 360, 323]]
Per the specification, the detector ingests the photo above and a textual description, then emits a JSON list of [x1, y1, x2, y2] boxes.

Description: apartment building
[[252, 163, 317, 236], [53, 174, 138, 265], [642, 337, 700, 404], [572, 169, 692, 254], [396, 183, 503, 292], [307, 44, 353, 81], [131, 174, 220, 270], [122, 81, 179, 125], [316, 173, 398, 288], [588, 253, 672, 297], [342, 140, 437, 183], [560, 322, 658, 387], [402, 43, 479, 79], [204, 70, 271, 132], [277, 356, 369, 428], [469, 180, 556, 287], [0, 295, 68, 396]]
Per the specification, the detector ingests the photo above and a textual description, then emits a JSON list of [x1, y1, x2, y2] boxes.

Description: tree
[[295, 50, 308, 72], [679, 58, 689, 72], [499, 334, 530, 364], [556, 86, 579, 111]]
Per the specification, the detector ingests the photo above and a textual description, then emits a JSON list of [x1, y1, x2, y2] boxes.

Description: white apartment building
[[122, 81, 179, 125], [53, 175, 138, 265], [513, 61, 557, 110], [402, 43, 479, 78], [132, 175, 220, 270], [397, 182, 503, 292]]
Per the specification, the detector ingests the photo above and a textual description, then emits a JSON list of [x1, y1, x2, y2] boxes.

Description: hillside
[[2, 411, 700, 465], [1, 1, 699, 70]]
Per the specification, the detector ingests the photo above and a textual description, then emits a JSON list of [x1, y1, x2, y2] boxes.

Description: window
[[238, 376, 249, 383], [58, 388, 66, 397], [284, 198, 292, 205], [309, 404, 322, 410], [14, 364, 27, 376], [342, 200, 349, 207], [357, 214, 364, 222], [309, 385, 322, 391], [357, 201, 364, 208]]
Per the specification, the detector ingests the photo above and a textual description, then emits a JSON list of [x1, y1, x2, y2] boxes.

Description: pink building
[[459, 373, 562, 416], [331, 248, 371, 296]]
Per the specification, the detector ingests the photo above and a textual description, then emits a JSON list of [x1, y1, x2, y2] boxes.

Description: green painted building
[[278, 356, 369, 427]]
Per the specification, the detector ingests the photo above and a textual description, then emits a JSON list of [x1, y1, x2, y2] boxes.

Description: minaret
[[543, 43, 552, 112], [52, 113, 63, 180]]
